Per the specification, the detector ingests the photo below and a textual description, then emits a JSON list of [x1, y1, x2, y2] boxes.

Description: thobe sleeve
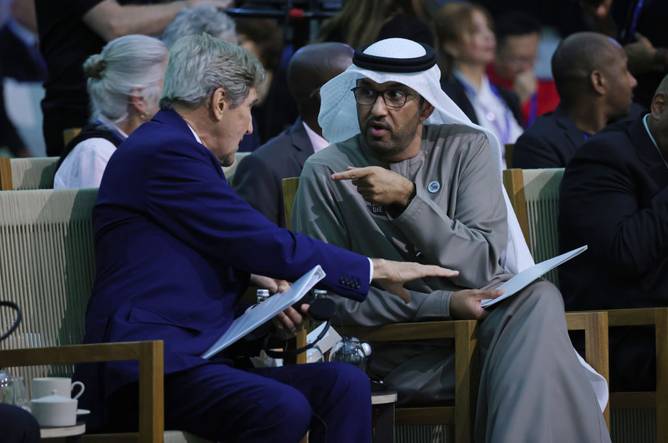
[[293, 159, 452, 326], [142, 143, 370, 301], [390, 133, 507, 288]]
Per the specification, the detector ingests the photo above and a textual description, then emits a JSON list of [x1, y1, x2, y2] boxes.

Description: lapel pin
[[427, 180, 440, 193]]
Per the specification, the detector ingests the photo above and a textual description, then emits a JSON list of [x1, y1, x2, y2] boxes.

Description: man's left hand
[[250, 274, 290, 293], [273, 304, 309, 339], [332, 166, 415, 208]]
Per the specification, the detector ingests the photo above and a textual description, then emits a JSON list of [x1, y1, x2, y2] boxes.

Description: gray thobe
[[292, 124, 610, 442]]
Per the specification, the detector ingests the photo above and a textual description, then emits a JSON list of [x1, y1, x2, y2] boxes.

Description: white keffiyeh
[[319, 38, 534, 274]]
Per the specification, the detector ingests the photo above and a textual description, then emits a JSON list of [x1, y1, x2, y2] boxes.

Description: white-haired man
[[293, 38, 611, 442], [79, 34, 456, 442]]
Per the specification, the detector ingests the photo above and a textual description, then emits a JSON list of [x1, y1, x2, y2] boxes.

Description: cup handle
[[71, 381, 85, 400]]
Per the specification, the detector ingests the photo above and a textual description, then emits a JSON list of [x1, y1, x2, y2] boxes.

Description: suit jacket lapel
[[289, 118, 315, 168], [631, 116, 668, 190]]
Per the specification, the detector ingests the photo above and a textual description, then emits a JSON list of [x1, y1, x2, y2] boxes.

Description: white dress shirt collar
[[302, 122, 329, 153]]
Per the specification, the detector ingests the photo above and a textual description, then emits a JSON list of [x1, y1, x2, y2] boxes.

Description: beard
[[362, 118, 420, 162]]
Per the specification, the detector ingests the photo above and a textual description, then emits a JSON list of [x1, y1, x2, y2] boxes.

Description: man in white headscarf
[[292, 38, 610, 442]]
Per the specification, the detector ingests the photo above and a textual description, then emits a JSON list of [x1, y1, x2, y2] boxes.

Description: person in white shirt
[[53, 34, 167, 189]]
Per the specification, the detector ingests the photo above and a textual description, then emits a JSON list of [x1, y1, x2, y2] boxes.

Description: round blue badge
[[427, 180, 440, 193]]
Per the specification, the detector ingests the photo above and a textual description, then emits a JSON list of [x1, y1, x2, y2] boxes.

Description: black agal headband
[[353, 42, 437, 73]]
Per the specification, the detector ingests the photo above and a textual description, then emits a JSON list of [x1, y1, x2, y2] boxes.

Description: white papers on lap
[[201, 265, 326, 359], [481, 246, 587, 309]]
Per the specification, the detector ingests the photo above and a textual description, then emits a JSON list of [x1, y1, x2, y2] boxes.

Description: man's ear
[[590, 70, 607, 96], [651, 92, 666, 119], [419, 100, 435, 121], [209, 87, 226, 121]]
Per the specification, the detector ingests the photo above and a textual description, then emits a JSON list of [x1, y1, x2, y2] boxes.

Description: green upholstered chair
[[0, 189, 210, 443], [503, 168, 668, 443], [0, 156, 59, 190]]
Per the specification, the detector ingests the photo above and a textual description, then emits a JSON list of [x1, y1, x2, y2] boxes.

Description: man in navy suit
[[560, 74, 668, 391], [80, 34, 455, 442], [234, 42, 354, 226], [512, 32, 637, 169]]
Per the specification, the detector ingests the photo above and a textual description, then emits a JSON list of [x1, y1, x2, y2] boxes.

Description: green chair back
[[0, 189, 97, 383], [0, 157, 59, 190], [503, 168, 564, 285]]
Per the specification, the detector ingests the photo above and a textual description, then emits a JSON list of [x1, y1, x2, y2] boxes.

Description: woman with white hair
[[161, 4, 237, 48], [53, 34, 167, 189]]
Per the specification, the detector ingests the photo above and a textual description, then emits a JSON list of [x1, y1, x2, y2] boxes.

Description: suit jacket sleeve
[[143, 142, 370, 301], [561, 140, 668, 278], [512, 131, 561, 169], [293, 159, 452, 326], [233, 153, 283, 226], [390, 133, 507, 288]]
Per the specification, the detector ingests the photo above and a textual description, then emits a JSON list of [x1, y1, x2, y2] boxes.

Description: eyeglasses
[[350, 86, 416, 109]]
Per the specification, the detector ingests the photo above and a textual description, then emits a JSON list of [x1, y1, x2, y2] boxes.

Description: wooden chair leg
[[583, 311, 610, 427], [454, 320, 477, 443]]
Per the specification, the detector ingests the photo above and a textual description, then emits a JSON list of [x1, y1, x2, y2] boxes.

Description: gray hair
[[161, 4, 237, 47], [83, 34, 167, 122], [160, 33, 265, 110]]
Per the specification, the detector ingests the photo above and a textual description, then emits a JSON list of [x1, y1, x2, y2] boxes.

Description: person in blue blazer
[[79, 34, 455, 443]]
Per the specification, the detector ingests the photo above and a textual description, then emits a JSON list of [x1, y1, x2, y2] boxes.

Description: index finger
[[418, 265, 459, 279], [331, 166, 375, 181]]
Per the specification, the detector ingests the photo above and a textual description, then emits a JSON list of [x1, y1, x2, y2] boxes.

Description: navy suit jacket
[[512, 107, 587, 169], [559, 115, 668, 311], [82, 110, 370, 394], [233, 119, 314, 227]]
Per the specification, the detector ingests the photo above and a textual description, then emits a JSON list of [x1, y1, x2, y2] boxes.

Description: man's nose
[[246, 117, 253, 135], [629, 72, 638, 89], [370, 94, 388, 115]]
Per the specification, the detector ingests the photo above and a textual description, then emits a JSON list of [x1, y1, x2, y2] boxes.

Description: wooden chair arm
[[607, 306, 668, 327], [0, 341, 164, 443]]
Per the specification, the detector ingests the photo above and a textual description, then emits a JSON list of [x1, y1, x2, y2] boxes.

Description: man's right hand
[[450, 288, 503, 320], [371, 258, 459, 303]]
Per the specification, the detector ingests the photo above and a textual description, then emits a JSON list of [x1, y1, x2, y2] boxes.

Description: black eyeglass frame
[[350, 86, 418, 109]]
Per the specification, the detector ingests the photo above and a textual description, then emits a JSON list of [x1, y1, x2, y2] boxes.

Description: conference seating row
[[0, 157, 665, 443]]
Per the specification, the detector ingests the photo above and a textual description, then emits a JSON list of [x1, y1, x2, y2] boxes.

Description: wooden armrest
[[0, 341, 164, 443], [607, 306, 668, 327]]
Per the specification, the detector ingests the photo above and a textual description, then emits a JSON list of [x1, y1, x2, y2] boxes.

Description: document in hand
[[201, 265, 326, 359], [481, 245, 587, 310]]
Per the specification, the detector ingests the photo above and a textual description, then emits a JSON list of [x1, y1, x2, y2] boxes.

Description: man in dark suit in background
[[234, 42, 353, 226], [512, 32, 637, 169], [559, 74, 668, 391]]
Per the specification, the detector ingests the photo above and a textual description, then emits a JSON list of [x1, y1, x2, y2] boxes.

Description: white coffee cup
[[30, 391, 77, 427], [31, 377, 85, 400]]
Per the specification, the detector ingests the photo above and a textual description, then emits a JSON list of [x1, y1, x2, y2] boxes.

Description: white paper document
[[201, 265, 326, 359], [480, 246, 587, 309]]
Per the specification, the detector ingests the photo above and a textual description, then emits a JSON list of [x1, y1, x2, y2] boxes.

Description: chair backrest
[[281, 177, 300, 230], [503, 168, 564, 285], [0, 157, 59, 190], [222, 152, 250, 182], [0, 189, 98, 382]]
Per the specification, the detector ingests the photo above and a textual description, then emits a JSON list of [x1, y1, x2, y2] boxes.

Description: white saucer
[[76, 409, 90, 415]]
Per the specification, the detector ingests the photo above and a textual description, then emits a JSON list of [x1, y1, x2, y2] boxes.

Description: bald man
[[512, 32, 637, 168], [560, 74, 668, 391], [234, 43, 354, 226]]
